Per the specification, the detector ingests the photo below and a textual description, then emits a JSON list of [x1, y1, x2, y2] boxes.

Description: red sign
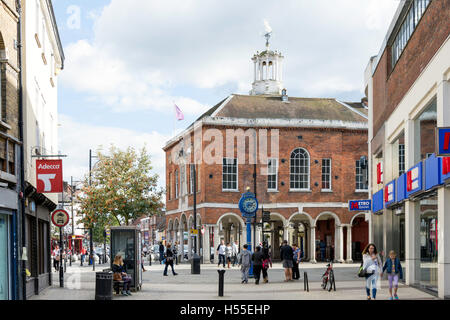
[[51, 209, 69, 228], [443, 157, 450, 175], [377, 163, 383, 184], [36, 160, 63, 193]]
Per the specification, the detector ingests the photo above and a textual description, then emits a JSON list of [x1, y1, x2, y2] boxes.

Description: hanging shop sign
[[36, 159, 63, 193], [436, 127, 450, 157], [384, 180, 396, 208], [406, 162, 423, 197]]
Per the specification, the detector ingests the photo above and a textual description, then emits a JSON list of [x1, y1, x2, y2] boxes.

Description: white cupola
[[250, 31, 284, 96]]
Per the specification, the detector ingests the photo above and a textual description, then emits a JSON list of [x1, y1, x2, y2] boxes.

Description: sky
[[52, 0, 399, 189]]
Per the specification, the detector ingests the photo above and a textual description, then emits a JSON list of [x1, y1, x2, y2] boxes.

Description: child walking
[[382, 250, 403, 300]]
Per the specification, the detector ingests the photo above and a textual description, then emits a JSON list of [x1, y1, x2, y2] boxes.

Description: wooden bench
[[102, 268, 125, 295]]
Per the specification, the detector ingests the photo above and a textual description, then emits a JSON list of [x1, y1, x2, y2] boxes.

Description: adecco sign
[[36, 160, 63, 193]]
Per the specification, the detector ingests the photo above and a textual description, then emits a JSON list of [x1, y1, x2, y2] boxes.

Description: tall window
[[168, 172, 172, 200], [356, 160, 368, 191], [267, 158, 278, 191], [290, 148, 310, 190], [322, 159, 332, 191], [391, 0, 431, 67], [222, 158, 237, 191], [399, 144, 405, 176], [175, 169, 179, 198], [0, 61, 4, 120]]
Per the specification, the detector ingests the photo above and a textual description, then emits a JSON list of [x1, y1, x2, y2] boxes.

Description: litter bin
[[95, 272, 113, 300]]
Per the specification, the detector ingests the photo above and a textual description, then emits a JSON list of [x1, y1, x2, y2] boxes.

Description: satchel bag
[[113, 272, 123, 281], [358, 262, 366, 278]]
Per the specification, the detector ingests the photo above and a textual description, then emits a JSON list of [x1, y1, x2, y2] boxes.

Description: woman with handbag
[[163, 243, 178, 276], [112, 255, 132, 296], [362, 243, 383, 300], [262, 243, 272, 283]]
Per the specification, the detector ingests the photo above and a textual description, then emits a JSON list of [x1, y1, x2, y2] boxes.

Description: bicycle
[[321, 260, 336, 292]]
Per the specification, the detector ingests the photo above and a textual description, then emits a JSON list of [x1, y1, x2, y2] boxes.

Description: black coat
[[280, 245, 293, 261], [252, 251, 264, 266]]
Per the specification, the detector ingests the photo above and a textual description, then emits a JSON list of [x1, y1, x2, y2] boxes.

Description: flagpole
[[173, 103, 176, 137]]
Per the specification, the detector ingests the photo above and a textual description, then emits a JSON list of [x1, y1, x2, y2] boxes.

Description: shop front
[[0, 212, 11, 300]]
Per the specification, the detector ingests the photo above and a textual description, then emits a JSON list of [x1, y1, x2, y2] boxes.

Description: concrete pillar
[[334, 224, 344, 263], [437, 79, 450, 299], [310, 226, 316, 263], [346, 225, 353, 263], [253, 61, 257, 82], [405, 201, 420, 286], [283, 225, 289, 242], [202, 225, 211, 264], [179, 226, 184, 263]]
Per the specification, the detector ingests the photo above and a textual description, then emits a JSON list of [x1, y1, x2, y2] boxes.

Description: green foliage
[[77, 145, 164, 231]]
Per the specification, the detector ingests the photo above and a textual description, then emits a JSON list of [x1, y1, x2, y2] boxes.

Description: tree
[[77, 145, 163, 241]]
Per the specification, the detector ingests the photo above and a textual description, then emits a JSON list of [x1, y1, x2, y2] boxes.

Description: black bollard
[[218, 269, 226, 297], [304, 272, 309, 292]]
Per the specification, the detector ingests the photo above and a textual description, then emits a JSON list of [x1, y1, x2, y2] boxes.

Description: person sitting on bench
[[112, 254, 132, 296]]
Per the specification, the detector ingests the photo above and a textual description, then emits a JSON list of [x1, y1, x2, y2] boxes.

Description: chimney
[[281, 89, 288, 102]]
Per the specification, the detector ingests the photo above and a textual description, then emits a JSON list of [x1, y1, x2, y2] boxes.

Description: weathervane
[[263, 19, 272, 49]]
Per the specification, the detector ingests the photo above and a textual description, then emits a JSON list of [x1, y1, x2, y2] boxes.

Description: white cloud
[[60, 0, 400, 115], [58, 114, 169, 188]]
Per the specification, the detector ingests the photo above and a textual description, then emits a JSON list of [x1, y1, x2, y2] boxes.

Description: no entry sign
[[51, 209, 69, 228], [36, 160, 63, 193]]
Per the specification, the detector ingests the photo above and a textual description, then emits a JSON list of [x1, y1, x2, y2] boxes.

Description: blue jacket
[[383, 258, 403, 279]]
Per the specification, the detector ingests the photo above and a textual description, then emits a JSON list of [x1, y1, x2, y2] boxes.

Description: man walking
[[280, 240, 293, 282], [238, 244, 251, 284], [216, 240, 226, 268], [232, 240, 239, 267], [159, 241, 165, 264]]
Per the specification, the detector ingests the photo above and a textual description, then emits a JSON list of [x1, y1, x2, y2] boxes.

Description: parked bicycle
[[321, 260, 336, 292]]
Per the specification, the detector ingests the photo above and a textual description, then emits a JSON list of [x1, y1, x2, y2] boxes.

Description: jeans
[[164, 260, 176, 275], [365, 273, 378, 298], [241, 265, 249, 282], [122, 276, 132, 292], [218, 254, 226, 267], [292, 261, 300, 279]]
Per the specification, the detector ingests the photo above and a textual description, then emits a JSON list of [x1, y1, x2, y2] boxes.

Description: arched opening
[[314, 212, 341, 262], [262, 212, 286, 260], [262, 61, 267, 80], [350, 213, 369, 262], [168, 219, 174, 243], [287, 212, 313, 261], [217, 213, 244, 248]]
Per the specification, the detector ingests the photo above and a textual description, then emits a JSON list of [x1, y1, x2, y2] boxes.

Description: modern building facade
[[21, 0, 64, 298], [164, 39, 370, 264], [0, 0, 22, 301], [365, 0, 450, 298]]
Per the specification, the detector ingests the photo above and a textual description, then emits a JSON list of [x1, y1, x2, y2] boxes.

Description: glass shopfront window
[[420, 197, 438, 291], [0, 214, 10, 300]]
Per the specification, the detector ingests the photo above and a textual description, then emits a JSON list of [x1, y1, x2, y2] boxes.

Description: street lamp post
[[89, 149, 98, 271]]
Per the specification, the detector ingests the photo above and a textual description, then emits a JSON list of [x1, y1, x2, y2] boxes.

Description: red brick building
[[164, 41, 369, 263]]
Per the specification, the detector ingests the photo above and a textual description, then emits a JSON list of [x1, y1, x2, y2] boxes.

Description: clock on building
[[239, 192, 259, 218]]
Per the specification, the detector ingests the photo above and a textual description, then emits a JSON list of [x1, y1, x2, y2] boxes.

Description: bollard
[[304, 272, 309, 292], [218, 269, 226, 297]]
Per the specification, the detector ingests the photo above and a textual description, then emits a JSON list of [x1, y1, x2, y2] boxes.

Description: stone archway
[[262, 212, 287, 260], [288, 212, 314, 261], [168, 219, 174, 243], [314, 212, 343, 262], [215, 213, 246, 264], [347, 212, 369, 262]]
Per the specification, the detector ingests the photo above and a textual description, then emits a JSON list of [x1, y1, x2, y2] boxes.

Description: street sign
[[51, 209, 69, 228], [436, 127, 450, 156], [190, 229, 198, 235], [36, 160, 63, 193], [349, 200, 371, 211]]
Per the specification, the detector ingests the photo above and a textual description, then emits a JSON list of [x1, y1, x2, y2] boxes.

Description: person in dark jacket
[[163, 243, 178, 276], [159, 242, 165, 264], [112, 255, 132, 296], [252, 246, 264, 285], [382, 250, 403, 300], [262, 242, 272, 283], [280, 240, 293, 282]]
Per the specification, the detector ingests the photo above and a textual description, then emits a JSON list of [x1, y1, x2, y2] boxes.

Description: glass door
[[0, 215, 9, 300]]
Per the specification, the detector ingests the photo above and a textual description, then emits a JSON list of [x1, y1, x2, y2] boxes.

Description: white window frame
[[321, 158, 332, 191], [222, 158, 238, 191], [267, 158, 278, 191], [290, 148, 310, 191], [175, 169, 179, 198], [355, 160, 368, 192]]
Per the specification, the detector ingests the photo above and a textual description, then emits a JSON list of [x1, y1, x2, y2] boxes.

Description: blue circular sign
[[239, 192, 259, 218]]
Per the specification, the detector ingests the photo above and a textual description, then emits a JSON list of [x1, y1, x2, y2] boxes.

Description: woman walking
[[252, 246, 264, 285], [292, 244, 301, 280], [383, 250, 403, 300], [163, 243, 178, 276], [262, 243, 272, 283], [362, 243, 383, 300], [226, 243, 233, 269]]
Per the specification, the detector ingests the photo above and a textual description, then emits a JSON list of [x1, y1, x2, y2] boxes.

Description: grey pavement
[[31, 261, 438, 300]]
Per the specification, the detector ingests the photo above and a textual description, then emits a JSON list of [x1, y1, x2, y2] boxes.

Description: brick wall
[[372, 0, 450, 136]]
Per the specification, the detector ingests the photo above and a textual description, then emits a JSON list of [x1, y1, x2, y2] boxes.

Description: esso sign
[[36, 160, 63, 193]]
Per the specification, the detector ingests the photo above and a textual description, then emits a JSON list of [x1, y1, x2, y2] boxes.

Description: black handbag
[[358, 262, 366, 277]]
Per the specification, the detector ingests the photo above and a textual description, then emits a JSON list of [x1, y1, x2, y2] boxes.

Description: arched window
[[290, 148, 310, 190]]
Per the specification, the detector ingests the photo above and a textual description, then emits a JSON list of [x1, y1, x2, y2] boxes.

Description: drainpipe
[[16, 0, 27, 301]]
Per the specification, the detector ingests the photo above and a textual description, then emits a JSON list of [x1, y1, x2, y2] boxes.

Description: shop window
[[417, 97, 437, 161]]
